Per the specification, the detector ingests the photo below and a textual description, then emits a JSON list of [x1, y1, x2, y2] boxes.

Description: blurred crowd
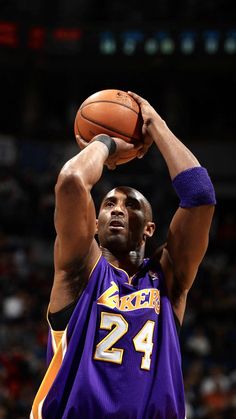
[[0, 137, 235, 418]]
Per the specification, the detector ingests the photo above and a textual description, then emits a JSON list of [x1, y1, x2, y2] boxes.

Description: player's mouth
[[109, 219, 125, 231]]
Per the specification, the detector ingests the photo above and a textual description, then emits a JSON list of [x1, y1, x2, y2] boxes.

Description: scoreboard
[[0, 20, 236, 57]]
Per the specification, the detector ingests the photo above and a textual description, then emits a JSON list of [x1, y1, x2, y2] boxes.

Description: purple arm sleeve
[[172, 167, 216, 208]]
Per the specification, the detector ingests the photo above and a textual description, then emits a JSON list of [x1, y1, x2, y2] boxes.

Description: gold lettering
[[149, 289, 160, 314], [97, 284, 160, 314], [119, 295, 135, 311], [97, 281, 119, 309], [135, 290, 149, 309]]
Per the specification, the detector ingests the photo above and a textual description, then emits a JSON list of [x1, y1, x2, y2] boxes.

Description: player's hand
[[75, 134, 142, 171], [105, 137, 143, 170], [128, 91, 166, 157], [75, 135, 89, 151]]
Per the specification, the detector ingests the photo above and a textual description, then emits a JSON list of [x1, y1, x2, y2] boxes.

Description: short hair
[[102, 186, 153, 222]]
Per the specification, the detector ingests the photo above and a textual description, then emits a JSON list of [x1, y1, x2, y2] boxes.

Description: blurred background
[[0, 0, 236, 418]]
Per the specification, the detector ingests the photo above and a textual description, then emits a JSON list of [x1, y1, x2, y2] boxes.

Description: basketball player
[[31, 92, 216, 419]]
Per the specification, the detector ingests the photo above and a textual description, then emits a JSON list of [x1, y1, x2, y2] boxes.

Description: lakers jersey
[[31, 255, 185, 419]]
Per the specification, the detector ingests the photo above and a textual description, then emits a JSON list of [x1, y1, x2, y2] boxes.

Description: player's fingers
[[127, 91, 142, 101], [106, 162, 116, 170], [76, 135, 88, 150], [76, 134, 81, 143], [133, 142, 144, 151], [137, 135, 153, 158], [144, 134, 153, 147], [137, 147, 149, 159], [127, 91, 148, 106], [112, 137, 140, 151]]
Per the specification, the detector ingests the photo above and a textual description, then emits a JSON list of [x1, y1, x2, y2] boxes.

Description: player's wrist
[[147, 117, 168, 140], [93, 134, 117, 156]]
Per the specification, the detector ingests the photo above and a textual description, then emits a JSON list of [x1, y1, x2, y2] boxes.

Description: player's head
[[97, 186, 155, 254]]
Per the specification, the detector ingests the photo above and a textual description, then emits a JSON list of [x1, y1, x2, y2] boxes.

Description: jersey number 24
[[94, 312, 155, 370]]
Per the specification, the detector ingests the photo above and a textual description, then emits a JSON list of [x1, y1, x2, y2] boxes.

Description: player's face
[[97, 187, 150, 253]]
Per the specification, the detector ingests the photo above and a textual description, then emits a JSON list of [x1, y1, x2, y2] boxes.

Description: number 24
[[94, 312, 155, 370]]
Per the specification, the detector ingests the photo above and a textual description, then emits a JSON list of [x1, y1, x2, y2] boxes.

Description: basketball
[[74, 89, 143, 164]]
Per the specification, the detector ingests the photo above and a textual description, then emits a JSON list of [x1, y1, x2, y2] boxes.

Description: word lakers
[[97, 281, 160, 314]]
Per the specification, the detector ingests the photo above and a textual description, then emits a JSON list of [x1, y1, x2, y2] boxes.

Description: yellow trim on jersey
[[31, 254, 103, 418], [89, 252, 102, 279], [52, 330, 64, 351], [108, 261, 134, 284], [31, 328, 67, 419]]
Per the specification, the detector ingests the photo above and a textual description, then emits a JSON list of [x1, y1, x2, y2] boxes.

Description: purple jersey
[[31, 255, 185, 419]]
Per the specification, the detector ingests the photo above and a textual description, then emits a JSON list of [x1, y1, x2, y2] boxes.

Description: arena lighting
[[144, 38, 159, 55], [180, 31, 196, 54], [0, 21, 18, 47], [28, 26, 45, 49], [100, 30, 176, 56], [121, 31, 144, 55], [224, 30, 236, 54], [156, 31, 175, 55], [203, 30, 220, 54], [0, 21, 236, 56], [99, 31, 116, 54]]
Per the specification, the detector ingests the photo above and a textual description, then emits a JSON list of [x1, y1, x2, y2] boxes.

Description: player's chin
[[103, 233, 128, 251]]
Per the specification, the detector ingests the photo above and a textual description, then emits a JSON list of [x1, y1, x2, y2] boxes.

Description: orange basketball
[[74, 89, 143, 164]]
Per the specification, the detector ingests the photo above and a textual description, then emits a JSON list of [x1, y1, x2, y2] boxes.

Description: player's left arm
[[128, 91, 216, 325], [161, 204, 215, 324]]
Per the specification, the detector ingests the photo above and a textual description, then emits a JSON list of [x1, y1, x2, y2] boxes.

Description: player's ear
[[143, 221, 155, 238]]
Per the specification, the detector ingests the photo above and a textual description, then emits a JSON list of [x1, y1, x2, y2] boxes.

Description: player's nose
[[111, 204, 125, 216]]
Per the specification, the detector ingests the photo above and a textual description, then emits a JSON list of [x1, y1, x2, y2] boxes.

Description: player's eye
[[126, 199, 140, 210], [126, 200, 135, 208], [105, 201, 114, 208]]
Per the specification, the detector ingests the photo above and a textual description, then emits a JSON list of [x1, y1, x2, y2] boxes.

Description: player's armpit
[[50, 239, 101, 313], [160, 205, 215, 323], [167, 206, 214, 280], [160, 247, 189, 325]]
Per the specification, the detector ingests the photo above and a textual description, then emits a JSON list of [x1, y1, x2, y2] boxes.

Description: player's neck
[[101, 246, 145, 277]]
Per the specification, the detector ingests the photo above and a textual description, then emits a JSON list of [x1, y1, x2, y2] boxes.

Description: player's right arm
[[50, 136, 137, 312], [128, 92, 216, 325]]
